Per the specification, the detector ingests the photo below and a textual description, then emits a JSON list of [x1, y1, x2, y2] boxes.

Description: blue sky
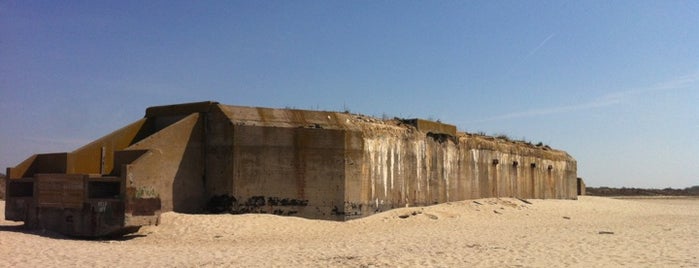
[[1, 1, 697, 188]]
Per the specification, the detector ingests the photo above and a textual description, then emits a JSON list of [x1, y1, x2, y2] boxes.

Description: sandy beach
[[1, 196, 697, 267]]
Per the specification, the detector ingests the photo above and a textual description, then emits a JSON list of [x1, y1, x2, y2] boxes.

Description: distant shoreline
[[586, 186, 699, 197]]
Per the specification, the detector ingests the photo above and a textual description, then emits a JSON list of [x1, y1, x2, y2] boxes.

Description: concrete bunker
[[5, 101, 579, 237]]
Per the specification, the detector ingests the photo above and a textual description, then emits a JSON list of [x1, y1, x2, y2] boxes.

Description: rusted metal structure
[[5, 101, 579, 237]]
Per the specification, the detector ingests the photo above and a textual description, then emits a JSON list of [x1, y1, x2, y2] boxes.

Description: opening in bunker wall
[[88, 181, 121, 199], [9, 181, 33, 197]]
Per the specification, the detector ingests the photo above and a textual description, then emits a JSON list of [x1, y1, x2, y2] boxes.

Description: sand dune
[[1, 196, 698, 267]]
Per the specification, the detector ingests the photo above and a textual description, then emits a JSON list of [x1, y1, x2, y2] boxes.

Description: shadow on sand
[[0, 223, 147, 241]]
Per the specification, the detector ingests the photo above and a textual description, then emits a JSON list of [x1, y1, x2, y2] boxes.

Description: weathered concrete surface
[[123, 113, 205, 214], [341, 121, 576, 219], [4, 101, 579, 236], [0, 175, 5, 200], [5, 173, 127, 236], [578, 178, 586, 195]]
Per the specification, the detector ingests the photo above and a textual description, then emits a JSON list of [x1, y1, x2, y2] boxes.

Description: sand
[[1, 196, 698, 267]]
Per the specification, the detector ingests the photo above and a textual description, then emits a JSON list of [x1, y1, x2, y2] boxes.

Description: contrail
[[502, 33, 556, 77], [524, 33, 556, 60]]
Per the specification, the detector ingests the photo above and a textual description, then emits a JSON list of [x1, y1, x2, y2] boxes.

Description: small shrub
[[495, 134, 511, 141]]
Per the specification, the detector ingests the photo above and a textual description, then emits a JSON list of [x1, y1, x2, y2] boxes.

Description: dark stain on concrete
[[206, 194, 308, 215], [205, 194, 237, 213], [127, 198, 161, 216], [267, 197, 308, 207]]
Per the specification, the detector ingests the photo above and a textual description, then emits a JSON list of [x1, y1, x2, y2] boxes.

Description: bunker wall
[[224, 125, 346, 219], [577, 178, 586, 195], [204, 105, 235, 198], [343, 129, 577, 219]]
